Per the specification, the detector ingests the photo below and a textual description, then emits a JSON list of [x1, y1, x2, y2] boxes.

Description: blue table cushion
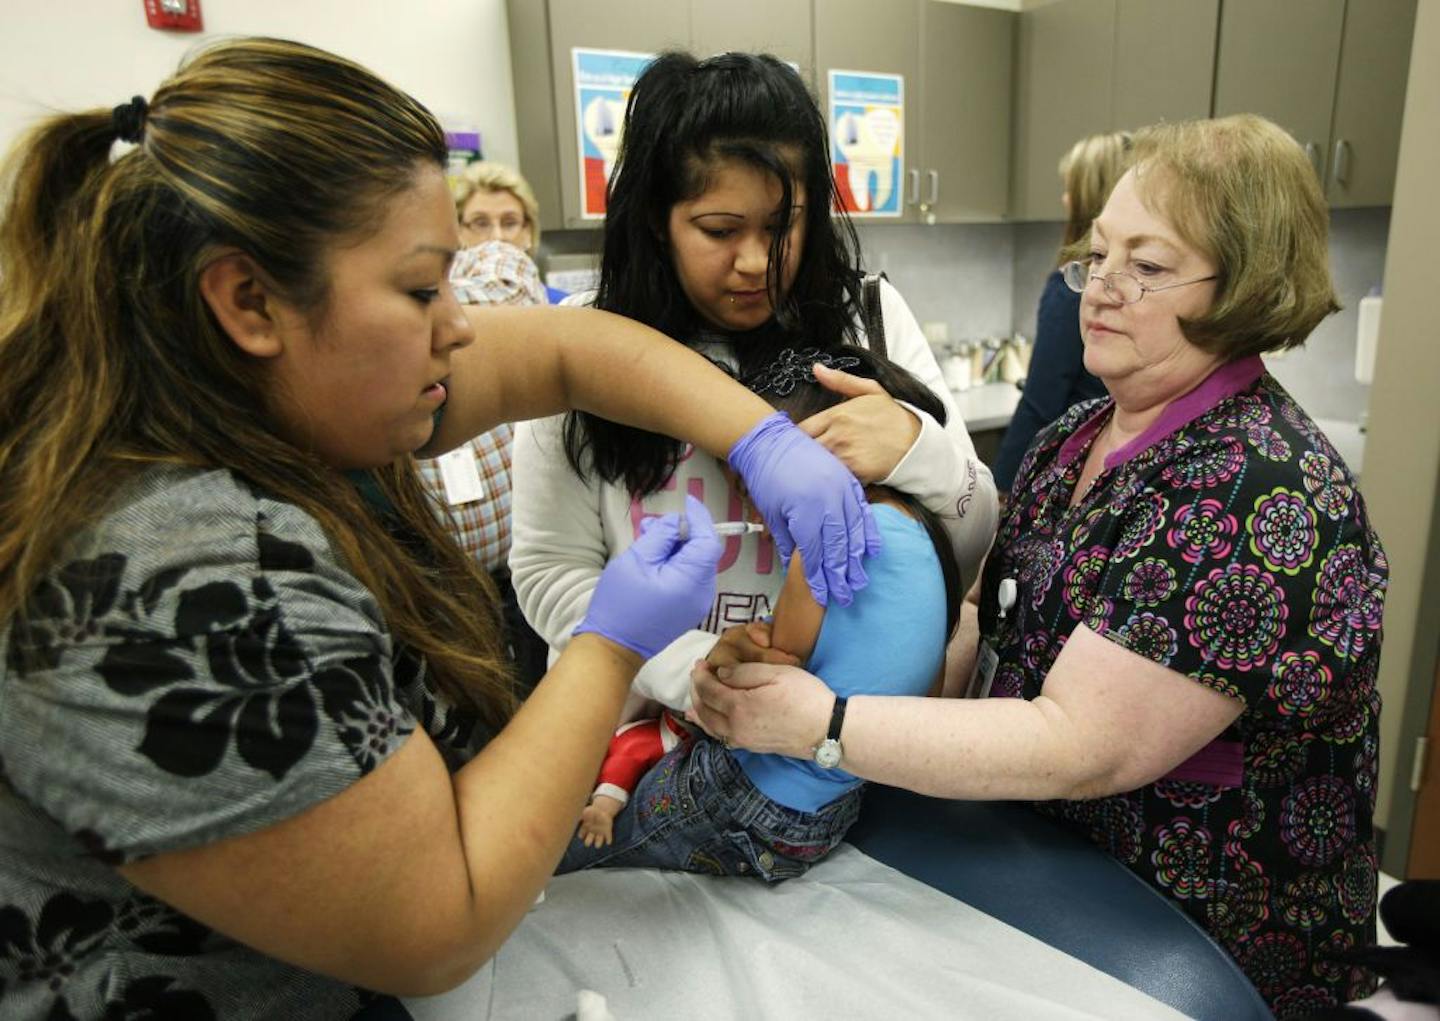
[[846, 785, 1273, 1021]]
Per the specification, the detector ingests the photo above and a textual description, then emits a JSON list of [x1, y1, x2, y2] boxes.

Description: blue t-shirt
[[733, 504, 946, 812]]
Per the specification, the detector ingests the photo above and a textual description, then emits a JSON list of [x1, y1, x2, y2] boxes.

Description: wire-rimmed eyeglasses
[[1061, 260, 1216, 305], [460, 215, 528, 241]]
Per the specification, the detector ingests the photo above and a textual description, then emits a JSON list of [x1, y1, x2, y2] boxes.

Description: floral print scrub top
[[978, 356, 1386, 1018], [0, 466, 485, 1020]]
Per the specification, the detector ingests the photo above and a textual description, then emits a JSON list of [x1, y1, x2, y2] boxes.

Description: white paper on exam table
[[404, 843, 1189, 1021]]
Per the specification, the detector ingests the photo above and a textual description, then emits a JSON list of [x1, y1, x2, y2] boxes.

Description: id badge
[[972, 641, 999, 699], [438, 446, 486, 505]]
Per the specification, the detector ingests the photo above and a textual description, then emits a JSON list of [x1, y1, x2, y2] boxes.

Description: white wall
[[0, 0, 518, 166]]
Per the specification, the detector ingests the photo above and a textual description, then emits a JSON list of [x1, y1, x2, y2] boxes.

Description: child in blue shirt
[[562, 345, 961, 880]]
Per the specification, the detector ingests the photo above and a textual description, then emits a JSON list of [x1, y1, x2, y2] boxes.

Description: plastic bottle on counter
[[945, 341, 972, 392], [1012, 333, 1032, 376], [969, 340, 987, 388], [997, 337, 1025, 385], [981, 338, 1005, 384]]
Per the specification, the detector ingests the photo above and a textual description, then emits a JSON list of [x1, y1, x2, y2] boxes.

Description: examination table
[[357, 785, 1273, 1020]]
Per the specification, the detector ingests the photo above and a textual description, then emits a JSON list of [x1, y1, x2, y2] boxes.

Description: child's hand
[[577, 795, 624, 848], [706, 621, 800, 670]]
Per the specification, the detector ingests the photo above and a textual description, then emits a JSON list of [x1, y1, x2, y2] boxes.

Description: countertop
[[952, 380, 1022, 432]]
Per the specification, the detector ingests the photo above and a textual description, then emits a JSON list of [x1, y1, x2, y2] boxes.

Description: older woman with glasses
[[691, 114, 1387, 1017], [453, 161, 567, 306], [455, 161, 539, 249]]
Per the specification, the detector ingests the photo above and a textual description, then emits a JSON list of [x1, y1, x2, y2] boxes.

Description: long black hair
[[564, 50, 866, 496], [744, 347, 964, 640]]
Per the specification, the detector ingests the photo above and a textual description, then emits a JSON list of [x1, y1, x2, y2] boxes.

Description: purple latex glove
[[727, 412, 881, 607], [574, 496, 723, 660]]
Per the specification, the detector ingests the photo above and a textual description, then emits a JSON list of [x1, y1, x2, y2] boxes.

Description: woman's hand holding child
[[727, 412, 880, 608], [799, 364, 921, 484]]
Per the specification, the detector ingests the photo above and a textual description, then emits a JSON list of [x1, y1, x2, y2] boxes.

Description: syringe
[[675, 518, 765, 541], [714, 521, 766, 536]]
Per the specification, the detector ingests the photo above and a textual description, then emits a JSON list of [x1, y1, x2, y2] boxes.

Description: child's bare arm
[[768, 548, 824, 663]]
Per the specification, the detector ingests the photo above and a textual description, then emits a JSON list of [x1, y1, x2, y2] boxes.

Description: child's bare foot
[[577, 795, 623, 847]]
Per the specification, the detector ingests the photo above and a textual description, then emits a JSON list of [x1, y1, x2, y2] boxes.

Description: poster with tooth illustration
[[828, 70, 904, 218], [573, 48, 654, 220]]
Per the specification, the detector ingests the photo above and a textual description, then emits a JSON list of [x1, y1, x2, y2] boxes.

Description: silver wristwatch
[[812, 695, 847, 769]]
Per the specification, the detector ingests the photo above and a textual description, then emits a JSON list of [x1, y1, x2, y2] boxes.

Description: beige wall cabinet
[[1009, 0, 1218, 221], [1111, 0, 1220, 132], [1213, 0, 1347, 188], [691, 0, 813, 82], [1213, 0, 1416, 209], [1010, 0, 1115, 222], [917, 0, 1014, 222], [1323, 0, 1418, 208], [814, 0, 923, 220], [530, 0, 690, 230], [511, 0, 1013, 229], [507, 0, 811, 230], [816, 0, 1014, 223]]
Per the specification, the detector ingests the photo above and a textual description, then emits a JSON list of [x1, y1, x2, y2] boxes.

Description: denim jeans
[[558, 737, 863, 883]]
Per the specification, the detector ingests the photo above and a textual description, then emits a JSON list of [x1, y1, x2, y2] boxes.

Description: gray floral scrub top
[[980, 356, 1386, 1018], [0, 466, 484, 1019]]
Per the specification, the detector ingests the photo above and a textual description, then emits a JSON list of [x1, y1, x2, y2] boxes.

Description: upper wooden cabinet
[[1010, 0, 1117, 222], [1009, 0, 1219, 221], [1215, 0, 1416, 208], [512, 0, 691, 230], [1011, 0, 1414, 219], [780, 0, 1017, 223], [1211, 0, 1416, 208], [1111, 0, 1220, 132], [1213, 0, 1347, 183], [918, 0, 1014, 222], [813, 0, 923, 220], [1325, 0, 1418, 207], [509, 0, 812, 230], [510, 0, 1417, 230], [509, 0, 1012, 228], [690, 0, 816, 84]]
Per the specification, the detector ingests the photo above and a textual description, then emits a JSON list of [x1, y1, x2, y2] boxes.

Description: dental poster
[[573, 48, 653, 219], [828, 70, 904, 217]]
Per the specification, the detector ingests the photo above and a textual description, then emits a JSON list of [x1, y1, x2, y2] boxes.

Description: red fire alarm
[[144, 0, 203, 32]]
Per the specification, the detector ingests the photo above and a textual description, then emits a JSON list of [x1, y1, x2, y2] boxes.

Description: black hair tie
[[111, 95, 148, 144]]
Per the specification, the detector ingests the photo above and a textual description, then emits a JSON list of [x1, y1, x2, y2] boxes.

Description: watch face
[[814, 739, 842, 769]]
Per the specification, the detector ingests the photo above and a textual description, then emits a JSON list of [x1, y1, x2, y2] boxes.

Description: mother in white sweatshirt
[[510, 51, 995, 723]]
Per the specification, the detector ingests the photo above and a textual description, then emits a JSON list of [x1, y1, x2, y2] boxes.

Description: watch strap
[[827, 696, 848, 742]]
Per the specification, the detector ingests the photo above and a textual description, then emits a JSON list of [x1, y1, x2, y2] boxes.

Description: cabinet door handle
[[1332, 139, 1351, 188], [907, 168, 920, 206], [1303, 142, 1322, 180], [927, 169, 940, 206]]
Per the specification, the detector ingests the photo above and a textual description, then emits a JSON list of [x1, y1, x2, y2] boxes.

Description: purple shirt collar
[[1057, 355, 1266, 471]]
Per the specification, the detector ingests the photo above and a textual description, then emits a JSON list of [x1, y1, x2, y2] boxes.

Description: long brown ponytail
[[0, 38, 516, 731]]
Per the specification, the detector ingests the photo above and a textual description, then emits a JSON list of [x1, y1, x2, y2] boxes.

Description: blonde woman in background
[[455, 160, 539, 251], [992, 130, 1132, 493], [453, 160, 567, 303]]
